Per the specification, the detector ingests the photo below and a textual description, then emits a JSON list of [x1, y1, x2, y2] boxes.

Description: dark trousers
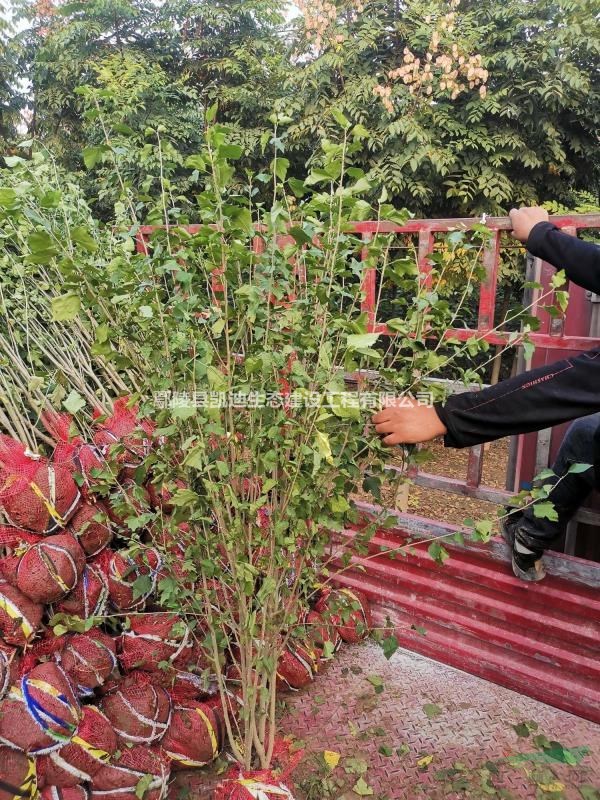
[[516, 413, 600, 553]]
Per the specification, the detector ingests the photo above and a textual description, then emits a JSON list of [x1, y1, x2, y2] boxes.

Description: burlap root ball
[[118, 612, 197, 673], [36, 705, 118, 787], [0, 746, 37, 800], [160, 700, 224, 770], [67, 503, 113, 558], [0, 455, 80, 535], [107, 547, 161, 612], [90, 746, 170, 800], [52, 564, 109, 620], [58, 631, 117, 696], [0, 662, 81, 754], [303, 610, 342, 660], [0, 579, 43, 646], [314, 587, 372, 644], [276, 641, 319, 692], [16, 534, 85, 604], [92, 397, 155, 473], [214, 773, 296, 800], [100, 674, 171, 746]]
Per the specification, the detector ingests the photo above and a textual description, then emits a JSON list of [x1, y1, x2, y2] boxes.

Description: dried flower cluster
[[296, 0, 364, 51], [373, 0, 488, 113], [34, 0, 56, 37]]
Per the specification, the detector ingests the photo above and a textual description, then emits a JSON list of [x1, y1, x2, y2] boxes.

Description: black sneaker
[[501, 514, 546, 583]]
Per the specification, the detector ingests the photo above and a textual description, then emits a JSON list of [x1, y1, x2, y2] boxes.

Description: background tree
[[285, 0, 600, 215]]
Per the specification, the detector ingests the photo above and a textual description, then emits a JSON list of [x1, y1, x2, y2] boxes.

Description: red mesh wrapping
[[58, 631, 117, 696], [160, 699, 223, 769], [107, 547, 161, 612], [0, 746, 37, 800], [104, 480, 151, 530], [42, 410, 107, 498], [90, 745, 170, 800], [302, 610, 342, 660], [118, 613, 198, 674], [152, 668, 217, 702], [92, 397, 155, 471], [314, 588, 372, 644], [0, 579, 43, 646], [67, 503, 113, 558], [18, 631, 67, 677], [100, 672, 172, 746], [0, 662, 81, 754], [52, 563, 109, 620], [16, 533, 85, 604], [36, 705, 117, 787], [0, 436, 80, 534], [40, 787, 89, 800], [276, 641, 319, 693], [214, 774, 296, 800], [214, 739, 302, 799], [0, 641, 19, 701]]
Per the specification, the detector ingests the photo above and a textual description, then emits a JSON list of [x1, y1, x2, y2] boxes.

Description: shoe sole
[[501, 517, 546, 582]]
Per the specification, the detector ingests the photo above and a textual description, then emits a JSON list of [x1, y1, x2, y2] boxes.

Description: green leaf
[[205, 102, 218, 123], [52, 293, 81, 322], [423, 703, 442, 719], [71, 226, 98, 253], [427, 541, 450, 565], [82, 145, 108, 169], [289, 226, 312, 246], [367, 674, 385, 693], [381, 635, 398, 659], [331, 107, 351, 129], [0, 188, 17, 207], [63, 390, 86, 415], [28, 231, 59, 262], [347, 333, 380, 350], [352, 777, 374, 796], [272, 157, 290, 182], [135, 773, 154, 799], [533, 501, 558, 521], [328, 392, 360, 420], [185, 154, 206, 171], [138, 305, 154, 319], [314, 430, 334, 465], [219, 144, 243, 160], [568, 462, 591, 474], [170, 488, 200, 506]]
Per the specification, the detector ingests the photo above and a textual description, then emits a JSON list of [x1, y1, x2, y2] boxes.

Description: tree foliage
[[284, 0, 600, 214]]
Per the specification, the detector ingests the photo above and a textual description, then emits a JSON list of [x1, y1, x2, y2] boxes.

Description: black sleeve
[[527, 222, 600, 293], [435, 348, 600, 448]]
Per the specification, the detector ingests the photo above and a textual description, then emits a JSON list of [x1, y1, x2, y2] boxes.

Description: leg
[[518, 413, 600, 549], [504, 413, 600, 580]]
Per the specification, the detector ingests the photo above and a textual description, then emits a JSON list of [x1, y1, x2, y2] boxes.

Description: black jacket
[[436, 222, 600, 451]]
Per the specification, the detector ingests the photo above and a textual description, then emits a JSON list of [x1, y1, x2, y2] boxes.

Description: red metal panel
[[332, 515, 600, 722], [477, 231, 500, 331]]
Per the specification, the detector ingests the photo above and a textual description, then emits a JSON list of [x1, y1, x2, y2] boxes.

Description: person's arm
[[373, 347, 600, 448], [436, 347, 600, 448], [510, 207, 600, 293]]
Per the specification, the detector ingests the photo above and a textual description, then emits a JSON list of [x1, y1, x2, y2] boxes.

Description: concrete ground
[[171, 642, 600, 800]]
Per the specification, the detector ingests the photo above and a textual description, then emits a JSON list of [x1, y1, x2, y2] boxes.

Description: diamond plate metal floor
[[171, 642, 600, 799]]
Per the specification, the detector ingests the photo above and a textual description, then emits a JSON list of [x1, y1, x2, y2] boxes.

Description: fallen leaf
[[323, 750, 340, 770], [538, 783, 565, 793], [352, 777, 374, 796], [417, 754, 434, 768]]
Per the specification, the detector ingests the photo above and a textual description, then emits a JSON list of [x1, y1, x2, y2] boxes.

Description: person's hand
[[372, 397, 447, 446], [509, 206, 549, 244]]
